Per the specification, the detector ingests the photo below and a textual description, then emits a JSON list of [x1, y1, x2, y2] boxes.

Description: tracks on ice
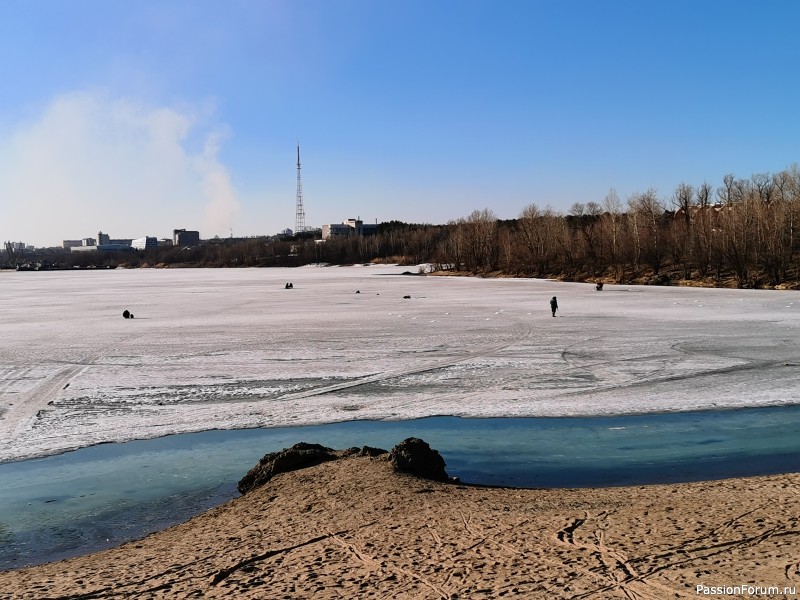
[[275, 341, 517, 401], [276, 313, 537, 401], [0, 365, 86, 449]]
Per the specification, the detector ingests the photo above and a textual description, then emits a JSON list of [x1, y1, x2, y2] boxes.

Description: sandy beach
[[1, 452, 798, 599]]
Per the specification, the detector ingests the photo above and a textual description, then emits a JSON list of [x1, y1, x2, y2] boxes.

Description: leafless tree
[[752, 172, 774, 202], [718, 173, 736, 205], [717, 193, 756, 285], [628, 189, 667, 274], [601, 189, 625, 279], [696, 182, 713, 208], [461, 209, 498, 272], [672, 183, 693, 225]]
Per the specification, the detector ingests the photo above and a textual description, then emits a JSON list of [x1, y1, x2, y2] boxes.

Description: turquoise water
[[1, 407, 799, 570]]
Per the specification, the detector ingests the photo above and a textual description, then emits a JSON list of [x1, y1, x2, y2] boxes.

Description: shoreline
[[5, 399, 800, 466], [5, 262, 799, 292], [1, 453, 798, 598], [3, 407, 800, 572], [3, 400, 800, 467]]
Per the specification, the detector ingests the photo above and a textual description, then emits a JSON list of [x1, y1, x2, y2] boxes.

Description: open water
[[1, 406, 800, 570]]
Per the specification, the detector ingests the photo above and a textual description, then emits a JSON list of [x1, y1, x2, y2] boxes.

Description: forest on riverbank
[[5, 168, 800, 289]]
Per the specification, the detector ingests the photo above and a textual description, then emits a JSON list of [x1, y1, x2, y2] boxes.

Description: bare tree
[[601, 189, 625, 279], [696, 182, 713, 208], [754, 196, 788, 285], [670, 183, 695, 278], [672, 183, 694, 227], [688, 182, 715, 278], [779, 165, 800, 280], [718, 173, 736, 205], [441, 218, 467, 272], [461, 208, 498, 272], [566, 201, 602, 273], [628, 189, 667, 274], [498, 227, 514, 273], [752, 172, 773, 202], [569, 202, 585, 216], [517, 203, 544, 276], [717, 192, 756, 285]]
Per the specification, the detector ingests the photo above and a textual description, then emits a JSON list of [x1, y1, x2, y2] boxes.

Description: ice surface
[[1, 265, 799, 463]]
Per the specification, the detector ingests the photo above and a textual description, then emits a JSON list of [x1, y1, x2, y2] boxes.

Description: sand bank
[[1, 454, 798, 599]]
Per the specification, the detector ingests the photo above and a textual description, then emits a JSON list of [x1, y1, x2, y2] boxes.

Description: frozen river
[[1, 265, 799, 464]]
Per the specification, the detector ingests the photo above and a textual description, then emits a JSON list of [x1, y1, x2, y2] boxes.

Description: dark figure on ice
[[595, 282, 603, 291], [550, 296, 558, 317]]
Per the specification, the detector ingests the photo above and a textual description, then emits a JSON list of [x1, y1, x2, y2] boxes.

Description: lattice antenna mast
[[295, 143, 306, 233]]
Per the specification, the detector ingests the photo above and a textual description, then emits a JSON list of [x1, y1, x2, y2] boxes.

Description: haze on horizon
[[1, 0, 799, 248]]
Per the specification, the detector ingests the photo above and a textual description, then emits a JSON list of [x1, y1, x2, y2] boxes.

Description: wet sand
[[1, 454, 798, 599]]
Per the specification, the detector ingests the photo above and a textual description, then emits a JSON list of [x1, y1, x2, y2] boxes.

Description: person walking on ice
[[550, 296, 558, 317]]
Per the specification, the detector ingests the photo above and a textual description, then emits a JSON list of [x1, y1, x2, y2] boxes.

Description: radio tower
[[295, 143, 306, 234]]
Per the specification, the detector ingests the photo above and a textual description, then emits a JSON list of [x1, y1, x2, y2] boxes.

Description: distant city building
[[321, 218, 378, 240], [62, 240, 82, 249], [69, 232, 134, 252], [321, 223, 352, 238], [158, 238, 173, 247], [281, 228, 293, 237], [131, 236, 158, 250], [7, 241, 34, 252], [89, 232, 132, 246], [97, 244, 134, 253], [70, 243, 132, 253], [173, 229, 200, 247]]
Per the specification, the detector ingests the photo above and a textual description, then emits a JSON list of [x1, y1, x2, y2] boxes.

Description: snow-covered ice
[[1, 265, 799, 463]]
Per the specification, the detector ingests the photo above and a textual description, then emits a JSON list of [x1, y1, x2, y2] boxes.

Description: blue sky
[[1, 0, 799, 247]]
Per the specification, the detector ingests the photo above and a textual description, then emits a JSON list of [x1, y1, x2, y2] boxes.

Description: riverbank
[[1, 452, 798, 598]]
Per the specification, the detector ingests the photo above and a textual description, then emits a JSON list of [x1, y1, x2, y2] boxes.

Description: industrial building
[[131, 237, 158, 250], [98, 231, 132, 246], [68, 231, 140, 252], [63, 229, 194, 252], [173, 229, 200, 247], [321, 218, 378, 240]]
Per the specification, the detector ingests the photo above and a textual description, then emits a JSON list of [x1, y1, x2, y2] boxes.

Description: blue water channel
[[2, 406, 800, 570]]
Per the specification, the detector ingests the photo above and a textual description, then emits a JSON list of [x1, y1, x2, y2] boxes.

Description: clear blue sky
[[1, 0, 799, 247]]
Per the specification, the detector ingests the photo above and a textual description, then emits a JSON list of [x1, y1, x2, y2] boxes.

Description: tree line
[[5, 167, 799, 288], [305, 167, 800, 288]]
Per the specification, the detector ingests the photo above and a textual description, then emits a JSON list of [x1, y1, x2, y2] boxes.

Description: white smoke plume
[[0, 90, 240, 247], [197, 129, 240, 238]]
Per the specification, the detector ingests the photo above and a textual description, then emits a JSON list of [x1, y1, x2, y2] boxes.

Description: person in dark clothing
[[550, 296, 558, 317]]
